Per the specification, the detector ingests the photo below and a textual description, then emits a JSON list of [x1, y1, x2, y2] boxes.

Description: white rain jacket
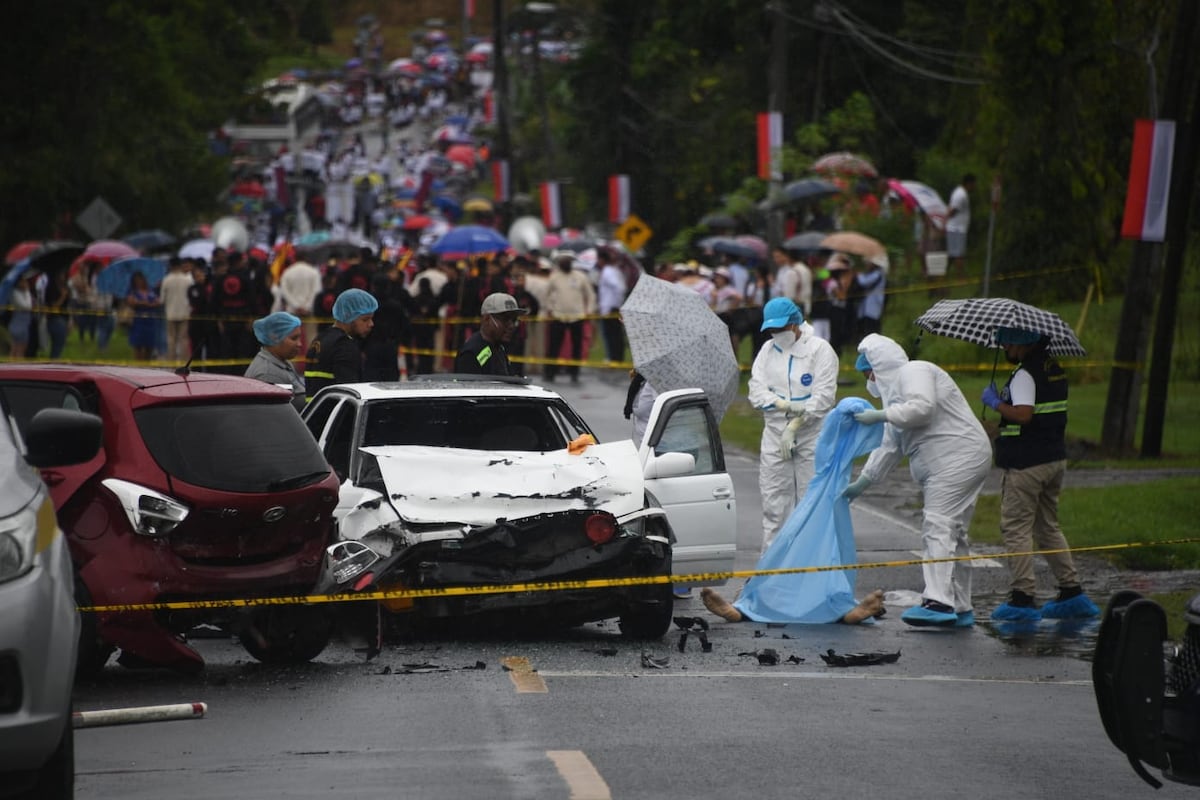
[[856, 333, 992, 611], [748, 322, 839, 551]]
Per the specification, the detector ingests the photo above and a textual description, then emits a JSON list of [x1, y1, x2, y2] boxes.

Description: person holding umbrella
[[845, 333, 992, 627], [983, 327, 1100, 621], [748, 297, 839, 553]]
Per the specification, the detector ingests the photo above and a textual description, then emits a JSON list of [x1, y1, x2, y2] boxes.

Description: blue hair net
[[995, 326, 1043, 346], [253, 312, 302, 346], [855, 352, 872, 372], [332, 288, 379, 323], [760, 297, 803, 331]]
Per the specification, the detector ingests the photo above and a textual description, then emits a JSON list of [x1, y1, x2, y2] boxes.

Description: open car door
[[639, 388, 736, 586]]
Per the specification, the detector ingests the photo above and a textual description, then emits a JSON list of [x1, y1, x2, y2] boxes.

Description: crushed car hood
[[363, 440, 645, 525]]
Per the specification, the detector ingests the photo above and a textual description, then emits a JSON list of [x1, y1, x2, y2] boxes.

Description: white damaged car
[[302, 376, 736, 639]]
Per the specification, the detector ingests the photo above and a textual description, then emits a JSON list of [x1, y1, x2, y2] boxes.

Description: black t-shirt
[[455, 331, 516, 376]]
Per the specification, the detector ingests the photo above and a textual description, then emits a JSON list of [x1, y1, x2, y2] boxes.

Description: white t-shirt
[[946, 185, 971, 234], [1007, 369, 1036, 407]]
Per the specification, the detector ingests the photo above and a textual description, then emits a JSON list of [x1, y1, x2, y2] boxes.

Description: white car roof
[[314, 377, 566, 403]]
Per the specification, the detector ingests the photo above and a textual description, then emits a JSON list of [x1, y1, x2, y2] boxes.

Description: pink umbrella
[[83, 240, 139, 262], [734, 234, 769, 261], [894, 179, 948, 229]]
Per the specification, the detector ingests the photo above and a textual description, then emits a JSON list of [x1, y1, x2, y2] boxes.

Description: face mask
[[866, 378, 880, 398], [771, 330, 797, 350]]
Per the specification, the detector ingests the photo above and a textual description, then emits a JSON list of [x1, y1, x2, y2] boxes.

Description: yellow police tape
[[77, 537, 1200, 614]]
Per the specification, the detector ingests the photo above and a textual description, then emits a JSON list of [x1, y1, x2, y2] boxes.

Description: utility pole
[[766, 1, 787, 252], [493, 0, 512, 228], [1141, 1, 1200, 456], [1101, 1, 1197, 455]]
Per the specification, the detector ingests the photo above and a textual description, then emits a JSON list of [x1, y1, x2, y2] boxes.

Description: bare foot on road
[[701, 587, 743, 622], [841, 589, 886, 624]]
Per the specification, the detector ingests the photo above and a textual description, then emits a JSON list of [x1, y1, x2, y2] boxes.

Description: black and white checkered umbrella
[[914, 297, 1086, 357]]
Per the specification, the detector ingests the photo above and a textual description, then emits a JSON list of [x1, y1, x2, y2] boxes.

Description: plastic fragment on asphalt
[[641, 653, 670, 669], [819, 649, 901, 667]]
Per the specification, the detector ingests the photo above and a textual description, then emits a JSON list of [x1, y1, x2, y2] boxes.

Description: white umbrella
[[620, 276, 740, 421], [178, 239, 215, 262]]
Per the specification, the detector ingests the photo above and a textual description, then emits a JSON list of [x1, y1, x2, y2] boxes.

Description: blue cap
[[995, 326, 1043, 346], [253, 312, 302, 346], [855, 352, 872, 372], [332, 288, 379, 323], [760, 297, 803, 331]]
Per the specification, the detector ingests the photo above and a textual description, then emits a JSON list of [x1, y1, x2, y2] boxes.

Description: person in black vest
[[983, 326, 1099, 621], [304, 288, 377, 400], [454, 292, 528, 376], [212, 250, 258, 373]]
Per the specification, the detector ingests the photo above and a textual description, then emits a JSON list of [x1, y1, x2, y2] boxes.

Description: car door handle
[[712, 488, 732, 499]]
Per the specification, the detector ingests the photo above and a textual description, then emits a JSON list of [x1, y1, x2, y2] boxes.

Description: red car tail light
[[585, 513, 616, 545]]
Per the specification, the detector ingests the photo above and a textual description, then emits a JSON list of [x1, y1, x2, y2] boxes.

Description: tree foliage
[[0, 0, 271, 246]]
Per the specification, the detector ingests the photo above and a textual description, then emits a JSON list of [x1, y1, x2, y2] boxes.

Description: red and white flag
[[608, 174, 630, 223], [492, 160, 510, 203], [757, 112, 783, 181], [540, 181, 561, 229], [1121, 118, 1175, 242]]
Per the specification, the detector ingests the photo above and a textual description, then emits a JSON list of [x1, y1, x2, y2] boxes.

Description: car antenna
[[175, 335, 205, 376]]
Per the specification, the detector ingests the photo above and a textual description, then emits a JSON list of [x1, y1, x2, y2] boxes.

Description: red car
[[0, 365, 339, 674]]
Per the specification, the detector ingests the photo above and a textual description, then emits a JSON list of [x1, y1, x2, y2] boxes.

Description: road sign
[[77, 196, 122, 241], [613, 213, 652, 252]]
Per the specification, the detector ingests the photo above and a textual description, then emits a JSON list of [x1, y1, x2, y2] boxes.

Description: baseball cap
[[760, 297, 803, 331], [481, 292, 530, 316]]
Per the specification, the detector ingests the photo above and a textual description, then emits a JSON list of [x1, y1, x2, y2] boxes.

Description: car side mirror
[[643, 451, 695, 479], [23, 408, 103, 468]]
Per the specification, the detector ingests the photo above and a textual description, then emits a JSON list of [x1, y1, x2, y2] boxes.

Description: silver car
[[0, 407, 102, 800]]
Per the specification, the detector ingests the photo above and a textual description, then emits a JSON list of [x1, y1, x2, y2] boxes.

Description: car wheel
[[13, 707, 74, 800], [73, 576, 113, 681], [618, 583, 674, 640], [240, 606, 333, 664]]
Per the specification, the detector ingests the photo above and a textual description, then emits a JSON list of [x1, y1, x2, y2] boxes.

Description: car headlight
[[102, 478, 190, 537], [0, 504, 41, 583]]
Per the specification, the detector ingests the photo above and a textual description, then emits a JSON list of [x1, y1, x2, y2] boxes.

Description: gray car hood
[[362, 440, 645, 525]]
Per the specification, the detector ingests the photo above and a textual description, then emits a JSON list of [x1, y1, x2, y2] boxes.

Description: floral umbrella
[[812, 152, 878, 178]]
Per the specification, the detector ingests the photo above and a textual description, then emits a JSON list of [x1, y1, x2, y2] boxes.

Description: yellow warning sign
[[614, 214, 652, 252]]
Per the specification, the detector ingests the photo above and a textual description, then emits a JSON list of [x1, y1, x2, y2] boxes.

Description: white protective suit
[[748, 322, 839, 551], [856, 334, 992, 612]]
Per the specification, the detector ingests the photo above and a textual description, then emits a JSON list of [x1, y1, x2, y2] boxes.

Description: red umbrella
[[812, 151, 879, 178], [445, 144, 476, 167], [5, 240, 42, 265], [401, 215, 434, 231]]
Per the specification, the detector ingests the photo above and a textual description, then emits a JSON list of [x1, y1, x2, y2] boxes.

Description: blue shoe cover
[[955, 611, 975, 628], [901, 605, 957, 627], [991, 602, 1042, 622], [1040, 593, 1100, 619]]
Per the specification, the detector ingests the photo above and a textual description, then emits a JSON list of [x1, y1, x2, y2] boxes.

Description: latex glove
[[854, 408, 888, 425], [778, 417, 803, 459], [843, 475, 872, 500], [981, 383, 1002, 411]]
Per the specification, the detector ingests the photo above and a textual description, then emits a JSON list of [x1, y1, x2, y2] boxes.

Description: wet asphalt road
[[72, 367, 1195, 799]]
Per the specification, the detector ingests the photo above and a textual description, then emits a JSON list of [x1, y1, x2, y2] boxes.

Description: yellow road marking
[[547, 750, 611, 800], [501, 656, 547, 694]]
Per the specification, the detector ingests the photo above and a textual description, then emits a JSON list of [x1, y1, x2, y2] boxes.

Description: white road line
[[546, 750, 612, 800], [535, 670, 1090, 686]]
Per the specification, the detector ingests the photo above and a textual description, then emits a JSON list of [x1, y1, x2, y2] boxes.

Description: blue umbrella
[[94, 256, 168, 297], [429, 225, 510, 256], [431, 195, 463, 221]]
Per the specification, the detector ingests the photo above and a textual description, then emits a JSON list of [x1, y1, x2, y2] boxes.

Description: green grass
[[968, 478, 1200, 570]]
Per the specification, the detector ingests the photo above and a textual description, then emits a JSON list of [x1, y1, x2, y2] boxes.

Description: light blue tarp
[[734, 396, 884, 623]]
